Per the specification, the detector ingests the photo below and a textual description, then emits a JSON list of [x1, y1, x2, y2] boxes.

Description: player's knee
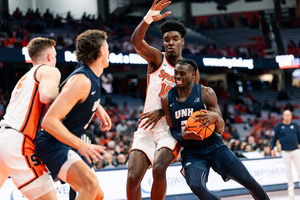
[[81, 175, 100, 195], [189, 182, 206, 194], [152, 163, 167, 179], [96, 188, 104, 200], [127, 171, 140, 187]]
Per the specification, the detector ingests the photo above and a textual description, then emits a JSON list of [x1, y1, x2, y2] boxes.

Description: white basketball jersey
[[2, 65, 45, 140], [139, 53, 175, 131]]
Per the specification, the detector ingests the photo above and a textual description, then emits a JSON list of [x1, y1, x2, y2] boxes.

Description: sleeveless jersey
[[3, 65, 46, 141], [139, 53, 176, 131], [60, 62, 101, 137], [168, 83, 220, 148]]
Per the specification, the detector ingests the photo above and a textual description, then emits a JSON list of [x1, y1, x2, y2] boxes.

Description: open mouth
[[175, 80, 182, 85]]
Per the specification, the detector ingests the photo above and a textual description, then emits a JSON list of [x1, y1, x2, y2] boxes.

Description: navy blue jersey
[[168, 83, 221, 148], [60, 62, 101, 137], [271, 122, 300, 151]]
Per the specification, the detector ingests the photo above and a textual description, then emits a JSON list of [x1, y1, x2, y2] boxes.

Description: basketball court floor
[[222, 188, 300, 199]]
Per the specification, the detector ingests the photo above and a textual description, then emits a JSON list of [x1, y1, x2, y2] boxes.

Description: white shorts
[[131, 128, 180, 165], [0, 126, 54, 199]]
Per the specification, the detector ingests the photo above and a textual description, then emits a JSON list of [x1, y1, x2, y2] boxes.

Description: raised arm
[[131, 0, 171, 70], [201, 85, 225, 134]]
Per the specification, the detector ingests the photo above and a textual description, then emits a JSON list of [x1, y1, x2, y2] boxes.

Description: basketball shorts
[[181, 137, 240, 181], [131, 128, 180, 165], [0, 126, 54, 199], [35, 130, 81, 182]]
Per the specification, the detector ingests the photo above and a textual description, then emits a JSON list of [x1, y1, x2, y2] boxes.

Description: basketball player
[[161, 58, 270, 200], [271, 109, 300, 200], [0, 37, 60, 199], [127, 0, 199, 199], [35, 30, 111, 200]]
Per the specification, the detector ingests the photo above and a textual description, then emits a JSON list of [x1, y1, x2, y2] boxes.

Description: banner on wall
[[0, 157, 298, 200]]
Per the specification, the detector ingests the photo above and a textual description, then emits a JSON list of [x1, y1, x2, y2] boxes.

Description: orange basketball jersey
[[3, 65, 46, 141], [139, 53, 176, 131]]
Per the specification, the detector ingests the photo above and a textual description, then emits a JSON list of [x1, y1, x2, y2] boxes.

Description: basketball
[[186, 110, 215, 139]]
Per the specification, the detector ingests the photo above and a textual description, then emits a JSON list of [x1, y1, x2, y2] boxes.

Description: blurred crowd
[[2, 7, 300, 58]]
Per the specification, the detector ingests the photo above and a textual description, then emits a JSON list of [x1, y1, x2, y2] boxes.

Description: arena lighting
[[22, 47, 148, 65], [202, 57, 254, 69], [64, 51, 148, 65], [275, 55, 300, 69], [21, 47, 32, 63]]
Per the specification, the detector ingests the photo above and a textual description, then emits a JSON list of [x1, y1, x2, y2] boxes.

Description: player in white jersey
[[0, 37, 60, 200], [127, 1, 199, 199]]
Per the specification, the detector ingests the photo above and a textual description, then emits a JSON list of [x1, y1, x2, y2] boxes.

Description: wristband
[[143, 9, 160, 24]]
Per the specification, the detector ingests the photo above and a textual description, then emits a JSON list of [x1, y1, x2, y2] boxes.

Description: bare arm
[[161, 93, 173, 128], [201, 86, 225, 134], [36, 65, 61, 104], [95, 104, 112, 132], [41, 74, 105, 163], [131, 0, 171, 70]]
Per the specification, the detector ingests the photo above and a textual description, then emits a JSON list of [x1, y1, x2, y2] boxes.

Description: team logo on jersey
[[194, 97, 200, 102], [175, 108, 194, 119], [159, 69, 175, 82], [291, 125, 294, 129]]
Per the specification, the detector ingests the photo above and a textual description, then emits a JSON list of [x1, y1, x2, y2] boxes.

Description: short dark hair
[[177, 58, 198, 72], [76, 29, 107, 63], [27, 37, 56, 59], [160, 19, 187, 38]]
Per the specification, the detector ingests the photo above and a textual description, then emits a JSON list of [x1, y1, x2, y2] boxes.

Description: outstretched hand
[[78, 143, 106, 164], [151, 0, 172, 21], [139, 109, 165, 130]]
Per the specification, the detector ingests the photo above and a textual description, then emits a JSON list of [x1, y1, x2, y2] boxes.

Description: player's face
[[163, 31, 184, 58], [101, 40, 109, 68], [174, 64, 194, 88]]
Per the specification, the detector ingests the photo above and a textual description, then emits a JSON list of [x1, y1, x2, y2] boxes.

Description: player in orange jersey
[[126, 0, 199, 199], [0, 37, 61, 200]]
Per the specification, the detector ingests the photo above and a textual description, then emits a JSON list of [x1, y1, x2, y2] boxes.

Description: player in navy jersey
[[127, 0, 199, 199], [35, 30, 111, 200], [271, 109, 300, 200], [161, 58, 270, 200]]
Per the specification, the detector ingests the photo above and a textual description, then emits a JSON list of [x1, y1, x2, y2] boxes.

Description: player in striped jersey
[[0, 37, 61, 199], [127, 0, 199, 199]]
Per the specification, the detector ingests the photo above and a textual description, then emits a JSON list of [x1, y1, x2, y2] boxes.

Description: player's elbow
[[130, 35, 139, 47], [41, 116, 50, 131], [39, 89, 59, 104]]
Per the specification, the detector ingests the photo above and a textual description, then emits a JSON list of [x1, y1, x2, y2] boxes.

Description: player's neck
[[176, 83, 193, 102], [86, 61, 104, 77], [166, 55, 183, 66]]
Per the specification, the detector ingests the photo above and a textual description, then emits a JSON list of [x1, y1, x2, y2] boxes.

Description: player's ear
[[46, 53, 51, 62], [99, 46, 104, 56], [181, 38, 185, 45]]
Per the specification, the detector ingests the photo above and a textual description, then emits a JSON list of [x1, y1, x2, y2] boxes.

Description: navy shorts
[[181, 136, 240, 181], [35, 130, 71, 180]]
